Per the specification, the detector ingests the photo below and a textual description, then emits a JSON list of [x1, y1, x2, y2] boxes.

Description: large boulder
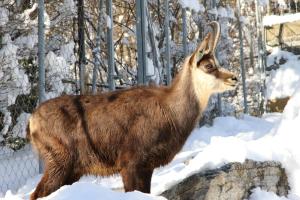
[[161, 159, 289, 200], [266, 97, 290, 113]]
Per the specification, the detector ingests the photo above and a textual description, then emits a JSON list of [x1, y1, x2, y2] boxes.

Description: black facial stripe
[[207, 67, 217, 73]]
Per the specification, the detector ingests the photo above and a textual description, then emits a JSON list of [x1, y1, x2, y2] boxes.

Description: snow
[[107, 15, 112, 29], [12, 113, 31, 138], [44, 182, 165, 200], [0, 34, 30, 107], [0, 110, 11, 136], [266, 47, 300, 99], [146, 57, 155, 76], [259, 0, 269, 6], [226, 6, 235, 19], [263, 13, 300, 26], [208, 7, 218, 16], [0, 177, 166, 200], [0, 7, 9, 26], [278, 0, 288, 9], [0, 145, 38, 196], [249, 188, 300, 200], [45, 51, 72, 99], [21, 3, 50, 32], [60, 42, 76, 64], [14, 34, 38, 49], [61, 0, 76, 15], [218, 7, 228, 18], [179, 0, 205, 13]]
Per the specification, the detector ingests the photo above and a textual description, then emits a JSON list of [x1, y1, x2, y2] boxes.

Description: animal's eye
[[204, 64, 216, 72]]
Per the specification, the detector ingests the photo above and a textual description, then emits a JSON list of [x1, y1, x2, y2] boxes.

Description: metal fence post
[[237, 0, 248, 113], [78, 0, 86, 94], [255, 0, 266, 114], [212, 0, 216, 10], [92, 0, 104, 94], [255, 0, 263, 74], [261, 10, 267, 113], [182, 7, 188, 57], [107, 0, 115, 90], [147, 6, 161, 81], [136, 0, 147, 85], [250, 31, 254, 70], [164, 0, 171, 85], [38, 0, 46, 173], [210, 0, 222, 115]]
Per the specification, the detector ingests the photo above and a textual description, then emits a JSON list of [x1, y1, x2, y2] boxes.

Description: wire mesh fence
[[0, 145, 38, 194], [0, 36, 39, 193]]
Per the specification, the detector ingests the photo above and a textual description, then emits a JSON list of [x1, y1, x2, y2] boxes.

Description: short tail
[[26, 122, 31, 141]]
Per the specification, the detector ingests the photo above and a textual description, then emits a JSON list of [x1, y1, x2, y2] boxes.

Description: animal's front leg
[[120, 164, 153, 193]]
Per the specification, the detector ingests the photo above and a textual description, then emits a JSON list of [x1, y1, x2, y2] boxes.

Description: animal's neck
[[164, 65, 211, 135]]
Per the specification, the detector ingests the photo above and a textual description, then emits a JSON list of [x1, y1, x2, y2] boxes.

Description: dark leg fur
[[121, 165, 153, 193], [30, 160, 76, 200], [30, 136, 76, 200]]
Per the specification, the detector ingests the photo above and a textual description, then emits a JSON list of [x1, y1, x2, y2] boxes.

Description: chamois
[[27, 21, 237, 200]]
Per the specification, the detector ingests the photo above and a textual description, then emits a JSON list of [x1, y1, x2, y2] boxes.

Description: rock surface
[[267, 97, 290, 113], [161, 159, 289, 200]]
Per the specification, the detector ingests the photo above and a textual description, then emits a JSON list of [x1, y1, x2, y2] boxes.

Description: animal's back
[[28, 86, 171, 176]]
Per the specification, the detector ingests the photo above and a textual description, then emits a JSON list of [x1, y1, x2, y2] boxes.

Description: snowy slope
[[266, 47, 300, 100], [2, 176, 166, 200]]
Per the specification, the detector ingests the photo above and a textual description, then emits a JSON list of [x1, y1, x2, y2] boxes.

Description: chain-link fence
[[0, 42, 40, 193], [0, 145, 38, 194]]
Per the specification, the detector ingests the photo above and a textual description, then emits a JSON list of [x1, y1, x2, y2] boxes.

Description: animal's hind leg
[[30, 136, 75, 200], [30, 170, 50, 200], [30, 157, 75, 200], [121, 164, 153, 193]]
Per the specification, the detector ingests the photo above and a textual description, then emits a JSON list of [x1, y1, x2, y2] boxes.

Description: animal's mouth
[[224, 78, 238, 88]]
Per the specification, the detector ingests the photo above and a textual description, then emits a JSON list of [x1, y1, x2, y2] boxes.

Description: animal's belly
[[87, 164, 120, 176]]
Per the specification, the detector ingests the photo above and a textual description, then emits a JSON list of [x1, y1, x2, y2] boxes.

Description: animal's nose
[[231, 76, 238, 81]]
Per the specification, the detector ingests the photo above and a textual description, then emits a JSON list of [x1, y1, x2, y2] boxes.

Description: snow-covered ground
[[266, 47, 300, 100], [1, 80, 300, 199], [263, 13, 300, 26]]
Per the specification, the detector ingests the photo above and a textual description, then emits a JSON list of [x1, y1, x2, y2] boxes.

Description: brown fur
[[27, 23, 237, 200]]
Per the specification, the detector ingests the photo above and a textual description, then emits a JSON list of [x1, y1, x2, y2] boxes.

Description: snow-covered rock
[[162, 160, 289, 200]]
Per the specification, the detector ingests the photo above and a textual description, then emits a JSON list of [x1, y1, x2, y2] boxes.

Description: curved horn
[[207, 21, 221, 54]]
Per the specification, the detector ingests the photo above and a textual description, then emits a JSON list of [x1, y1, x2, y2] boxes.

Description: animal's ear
[[188, 21, 221, 66], [188, 33, 211, 66]]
